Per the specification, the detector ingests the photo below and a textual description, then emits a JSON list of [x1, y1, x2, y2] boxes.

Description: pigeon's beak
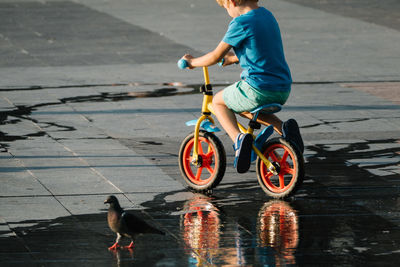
[[104, 199, 109, 204]]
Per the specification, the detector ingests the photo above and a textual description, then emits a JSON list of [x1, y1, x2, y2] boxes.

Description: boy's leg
[[212, 91, 252, 173], [212, 91, 240, 142], [240, 112, 283, 135], [240, 112, 304, 153]]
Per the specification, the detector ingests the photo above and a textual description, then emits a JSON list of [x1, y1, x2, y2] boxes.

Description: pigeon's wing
[[107, 209, 122, 233], [122, 212, 164, 235]]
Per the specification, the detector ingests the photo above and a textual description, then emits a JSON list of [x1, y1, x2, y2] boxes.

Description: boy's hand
[[222, 51, 239, 66], [181, 54, 195, 69]]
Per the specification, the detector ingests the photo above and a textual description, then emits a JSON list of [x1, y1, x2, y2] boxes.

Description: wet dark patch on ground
[[306, 139, 400, 190], [0, 131, 47, 142], [59, 87, 199, 104], [301, 118, 370, 129], [2, 182, 400, 266], [0, 211, 183, 266], [117, 135, 400, 264]]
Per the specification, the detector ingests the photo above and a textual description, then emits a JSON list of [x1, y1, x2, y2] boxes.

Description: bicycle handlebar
[[177, 59, 189, 69], [177, 58, 225, 69]]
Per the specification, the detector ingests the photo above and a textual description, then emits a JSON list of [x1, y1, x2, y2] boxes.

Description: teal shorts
[[222, 80, 291, 113]]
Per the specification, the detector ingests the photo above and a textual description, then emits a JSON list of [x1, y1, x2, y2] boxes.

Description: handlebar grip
[[177, 59, 189, 69]]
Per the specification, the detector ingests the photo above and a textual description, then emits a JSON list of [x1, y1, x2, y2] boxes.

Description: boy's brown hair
[[216, 0, 258, 7]]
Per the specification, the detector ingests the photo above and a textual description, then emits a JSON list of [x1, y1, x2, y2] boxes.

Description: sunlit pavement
[[1, 0, 400, 266]]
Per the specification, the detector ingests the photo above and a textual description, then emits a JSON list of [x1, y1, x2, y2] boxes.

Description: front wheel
[[179, 130, 226, 191], [256, 138, 304, 198]]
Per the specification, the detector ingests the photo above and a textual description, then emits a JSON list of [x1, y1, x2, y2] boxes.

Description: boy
[[181, 0, 303, 173]]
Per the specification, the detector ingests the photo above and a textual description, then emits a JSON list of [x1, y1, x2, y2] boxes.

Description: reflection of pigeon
[[104, 195, 165, 250]]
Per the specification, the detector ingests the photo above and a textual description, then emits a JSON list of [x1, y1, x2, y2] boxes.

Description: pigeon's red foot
[[108, 242, 120, 250], [124, 241, 134, 249]]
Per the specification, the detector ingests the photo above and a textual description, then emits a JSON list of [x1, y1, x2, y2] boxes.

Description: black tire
[[178, 130, 226, 191], [256, 137, 304, 198]]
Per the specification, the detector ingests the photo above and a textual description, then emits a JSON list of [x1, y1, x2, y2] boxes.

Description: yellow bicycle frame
[[192, 67, 277, 175]]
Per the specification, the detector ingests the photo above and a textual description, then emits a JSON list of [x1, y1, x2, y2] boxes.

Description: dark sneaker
[[233, 133, 253, 173], [282, 119, 304, 153]]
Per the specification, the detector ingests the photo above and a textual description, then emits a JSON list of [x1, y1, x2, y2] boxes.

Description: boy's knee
[[212, 91, 225, 106]]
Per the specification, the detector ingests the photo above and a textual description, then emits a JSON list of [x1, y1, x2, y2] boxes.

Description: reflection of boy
[[181, 0, 303, 173]]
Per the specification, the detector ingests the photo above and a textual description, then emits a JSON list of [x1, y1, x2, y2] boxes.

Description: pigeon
[[104, 195, 165, 250]]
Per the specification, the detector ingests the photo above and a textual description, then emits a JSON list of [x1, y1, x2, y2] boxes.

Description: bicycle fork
[[191, 67, 215, 166]]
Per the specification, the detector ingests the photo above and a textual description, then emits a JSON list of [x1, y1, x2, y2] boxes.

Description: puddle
[[0, 192, 301, 266], [306, 139, 400, 189], [122, 135, 400, 264], [180, 194, 299, 266], [2, 182, 400, 266], [0, 211, 182, 266]]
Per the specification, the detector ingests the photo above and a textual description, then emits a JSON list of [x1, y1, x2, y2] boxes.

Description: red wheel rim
[[260, 144, 297, 193], [182, 136, 218, 186]]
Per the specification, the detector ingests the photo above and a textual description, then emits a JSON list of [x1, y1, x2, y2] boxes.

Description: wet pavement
[[1, 0, 400, 266]]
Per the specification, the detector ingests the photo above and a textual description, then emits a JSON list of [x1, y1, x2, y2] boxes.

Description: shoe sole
[[236, 134, 253, 173], [284, 119, 304, 153]]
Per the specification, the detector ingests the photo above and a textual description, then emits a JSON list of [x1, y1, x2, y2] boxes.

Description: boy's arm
[[183, 41, 232, 68]]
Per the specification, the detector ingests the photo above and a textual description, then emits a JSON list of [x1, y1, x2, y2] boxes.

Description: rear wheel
[[256, 138, 304, 198], [179, 130, 226, 191]]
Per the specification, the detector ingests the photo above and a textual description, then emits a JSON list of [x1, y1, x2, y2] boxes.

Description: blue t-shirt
[[222, 7, 292, 91]]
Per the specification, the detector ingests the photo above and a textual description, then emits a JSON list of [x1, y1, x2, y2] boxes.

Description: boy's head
[[216, 0, 258, 7]]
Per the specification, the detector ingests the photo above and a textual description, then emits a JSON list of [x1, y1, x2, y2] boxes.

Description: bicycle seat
[[250, 103, 282, 115]]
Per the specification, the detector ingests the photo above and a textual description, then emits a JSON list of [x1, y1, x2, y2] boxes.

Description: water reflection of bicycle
[[181, 194, 221, 266], [181, 194, 299, 266], [257, 200, 299, 266]]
